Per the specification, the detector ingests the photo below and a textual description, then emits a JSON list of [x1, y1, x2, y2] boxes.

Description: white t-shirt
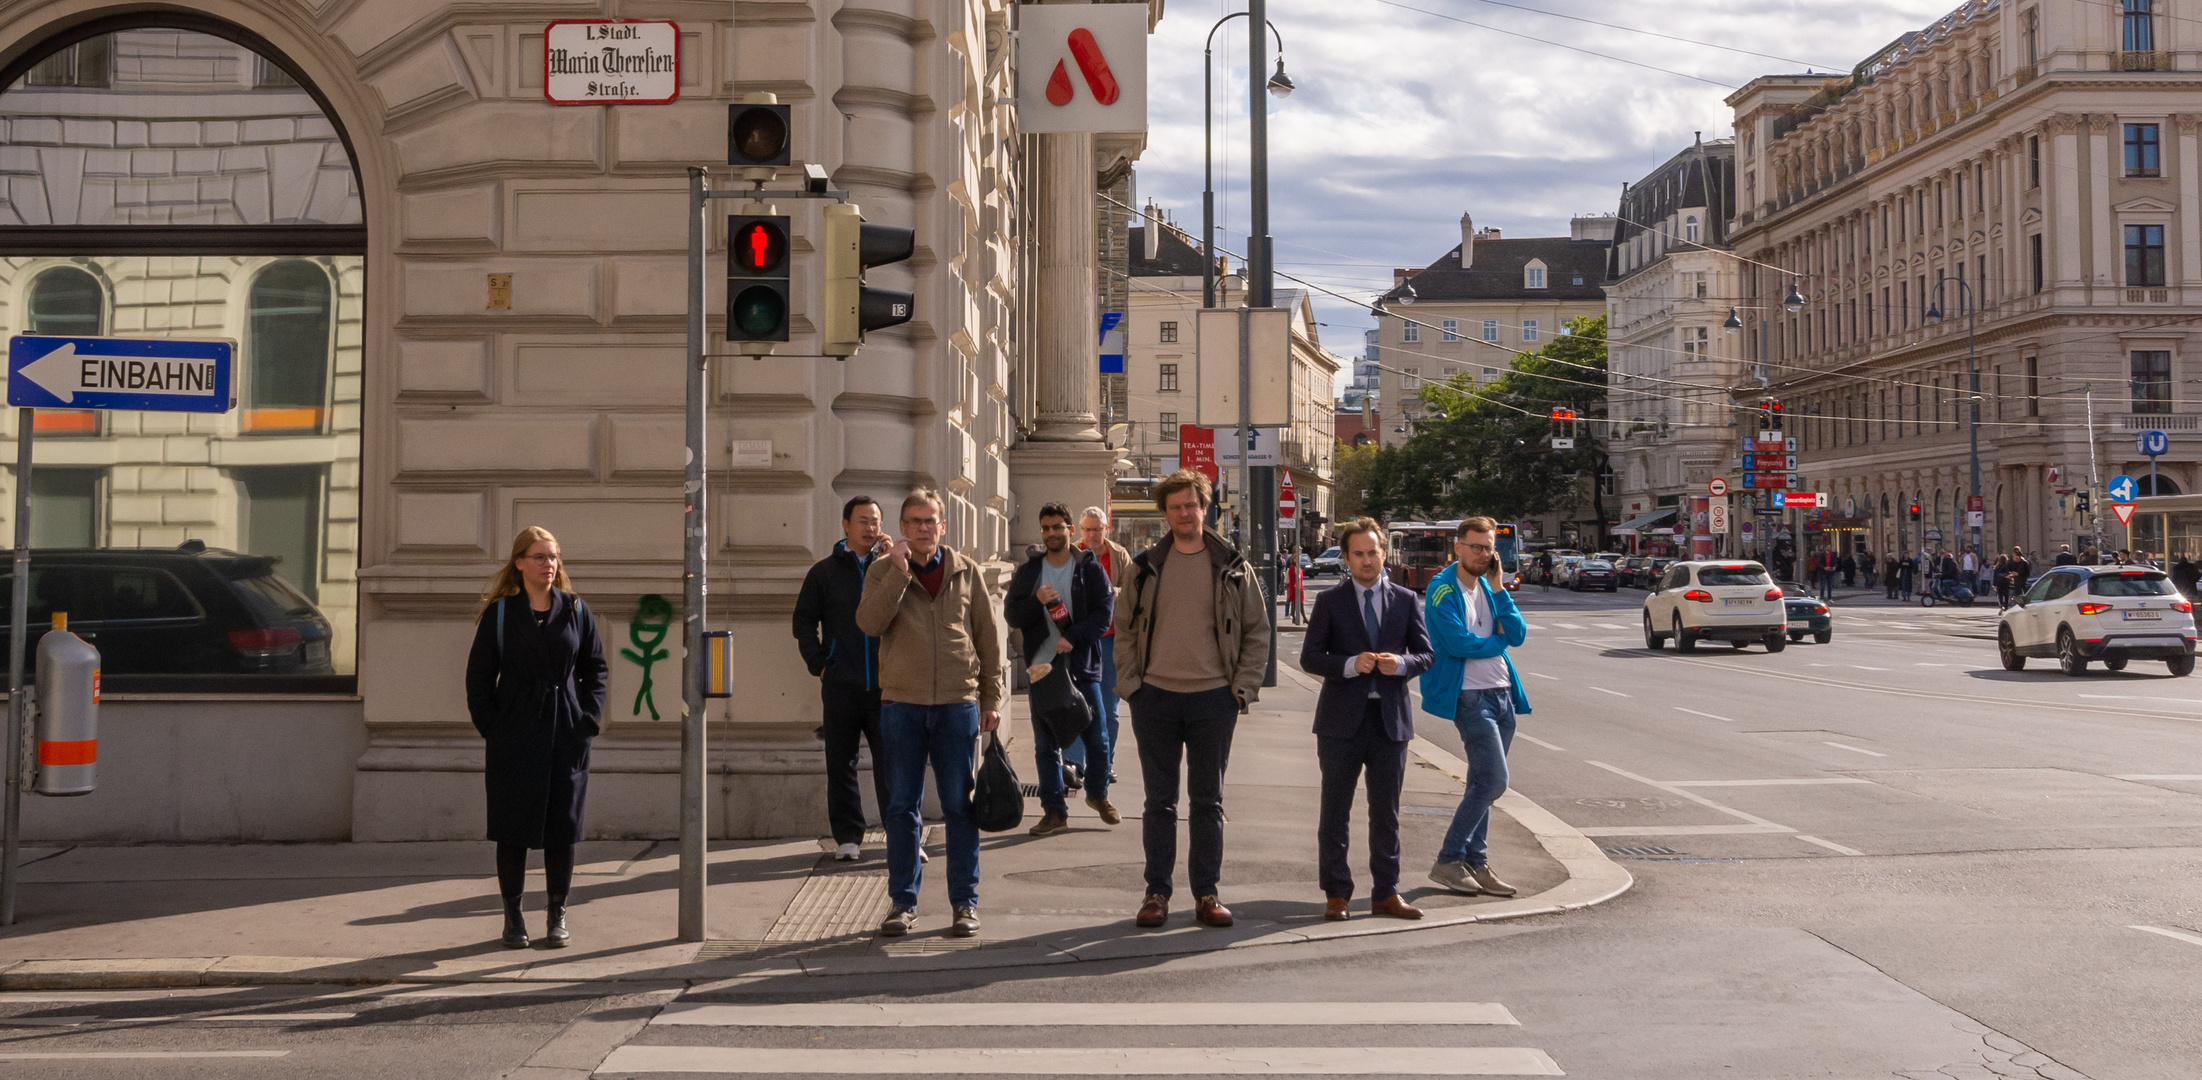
[[1457, 572, 1513, 691]]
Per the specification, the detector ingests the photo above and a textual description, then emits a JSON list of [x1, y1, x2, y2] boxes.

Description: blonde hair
[[481, 526, 571, 611]]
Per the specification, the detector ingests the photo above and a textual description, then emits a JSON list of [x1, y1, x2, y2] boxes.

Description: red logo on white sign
[[1045, 29, 1121, 106]]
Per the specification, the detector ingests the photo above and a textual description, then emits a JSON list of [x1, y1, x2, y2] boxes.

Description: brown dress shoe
[[1195, 895, 1234, 927], [1028, 811, 1069, 837], [1323, 896, 1350, 922], [1135, 893, 1169, 928], [1371, 895, 1423, 920]]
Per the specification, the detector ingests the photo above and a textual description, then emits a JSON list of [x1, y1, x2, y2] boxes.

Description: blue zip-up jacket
[[793, 540, 879, 689], [1417, 562, 1532, 719]]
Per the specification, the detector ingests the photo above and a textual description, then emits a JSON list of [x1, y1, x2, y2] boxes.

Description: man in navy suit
[[1298, 518, 1434, 921]]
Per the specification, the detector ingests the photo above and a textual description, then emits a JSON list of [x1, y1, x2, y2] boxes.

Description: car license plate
[[2122, 609, 2163, 620], [1723, 598, 1753, 607], [1787, 619, 1809, 629]]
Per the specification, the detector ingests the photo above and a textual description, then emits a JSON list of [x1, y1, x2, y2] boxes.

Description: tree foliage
[[1331, 441, 1378, 522], [1365, 315, 1609, 529]]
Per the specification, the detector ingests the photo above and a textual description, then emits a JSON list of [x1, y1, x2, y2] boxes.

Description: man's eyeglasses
[[903, 517, 942, 530], [1457, 542, 1496, 554]]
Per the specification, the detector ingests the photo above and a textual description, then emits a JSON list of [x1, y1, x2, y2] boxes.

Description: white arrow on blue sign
[[7, 335, 234, 414], [2107, 474, 2138, 503], [2137, 429, 2170, 457]]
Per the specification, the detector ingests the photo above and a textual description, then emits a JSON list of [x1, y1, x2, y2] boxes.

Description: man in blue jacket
[[793, 496, 890, 862], [1004, 502, 1116, 836], [1418, 516, 1531, 898], [1299, 518, 1433, 921]]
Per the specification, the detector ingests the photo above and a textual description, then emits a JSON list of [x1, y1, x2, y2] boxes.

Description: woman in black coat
[[465, 526, 609, 949]]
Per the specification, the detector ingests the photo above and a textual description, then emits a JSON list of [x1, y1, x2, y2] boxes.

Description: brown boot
[[1323, 896, 1350, 922], [1028, 811, 1069, 837]]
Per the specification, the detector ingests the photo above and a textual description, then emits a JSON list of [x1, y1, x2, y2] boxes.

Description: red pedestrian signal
[[726, 214, 791, 344]]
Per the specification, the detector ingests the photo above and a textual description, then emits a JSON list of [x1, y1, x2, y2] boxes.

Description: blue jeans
[[879, 702, 981, 911], [1065, 650, 1122, 777], [1033, 680, 1110, 813], [1439, 688, 1516, 866]]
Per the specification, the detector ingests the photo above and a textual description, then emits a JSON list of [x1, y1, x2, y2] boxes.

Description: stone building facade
[[1727, 0, 2202, 563], [1605, 139, 1743, 557], [0, 0, 1143, 844]]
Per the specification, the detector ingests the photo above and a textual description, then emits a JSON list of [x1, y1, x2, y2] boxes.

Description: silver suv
[[1998, 564, 2196, 676]]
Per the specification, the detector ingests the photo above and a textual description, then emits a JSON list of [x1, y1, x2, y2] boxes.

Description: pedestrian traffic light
[[1909, 502, 1921, 520], [727, 214, 791, 344], [727, 98, 791, 170], [820, 203, 915, 358]]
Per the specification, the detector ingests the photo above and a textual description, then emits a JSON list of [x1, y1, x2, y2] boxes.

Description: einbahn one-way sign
[[7, 335, 234, 413]]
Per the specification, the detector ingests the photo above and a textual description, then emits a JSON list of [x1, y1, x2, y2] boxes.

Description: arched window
[[1524, 260, 1547, 289], [25, 267, 103, 434], [245, 261, 333, 433], [1685, 216, 1700, 243]]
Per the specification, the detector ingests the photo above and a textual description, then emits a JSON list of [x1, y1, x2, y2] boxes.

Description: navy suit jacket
[[1299, 577, 1433, 741]]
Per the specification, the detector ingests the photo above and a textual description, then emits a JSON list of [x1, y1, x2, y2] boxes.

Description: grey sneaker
[[1428, 860, 1482, 896], [879, 908, 917, 937], [835, 842, 861, 862], [949, 906, 980, 937], [1467, 863, 1517, 897]]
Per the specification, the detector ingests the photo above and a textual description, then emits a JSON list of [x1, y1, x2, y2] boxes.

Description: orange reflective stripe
[[39, 740, 96, 766]]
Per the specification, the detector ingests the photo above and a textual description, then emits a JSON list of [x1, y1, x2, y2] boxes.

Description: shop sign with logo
[[1016, 5, 1148, 133], [545, 20, 681, 105]]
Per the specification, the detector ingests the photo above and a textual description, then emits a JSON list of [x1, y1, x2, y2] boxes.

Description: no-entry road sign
[[1708, 477, 1729, 497], [8, 336, 233, 413]]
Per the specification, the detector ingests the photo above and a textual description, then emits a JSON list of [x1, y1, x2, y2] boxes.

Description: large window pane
[[29, 468, 99, 547], [239, 466, 323, 602], [245, 262, 332, 433]]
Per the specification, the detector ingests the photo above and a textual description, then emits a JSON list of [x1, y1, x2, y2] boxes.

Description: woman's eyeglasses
[[520, 554, 560, 564]]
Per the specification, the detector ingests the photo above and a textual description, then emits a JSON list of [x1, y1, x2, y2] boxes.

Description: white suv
[[1998, 564, 2196, 676], [1642, 560, 1788, 653]]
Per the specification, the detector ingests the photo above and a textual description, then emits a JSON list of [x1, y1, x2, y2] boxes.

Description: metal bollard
[[34, 613, 98, 796]]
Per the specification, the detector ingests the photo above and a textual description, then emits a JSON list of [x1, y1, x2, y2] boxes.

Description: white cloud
[[1132, 0, 1960, 351]]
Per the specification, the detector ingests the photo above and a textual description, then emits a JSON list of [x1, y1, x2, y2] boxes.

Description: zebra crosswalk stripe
[[652, 1002, 1518, 1027], [597, 1045, 1564, 1075]]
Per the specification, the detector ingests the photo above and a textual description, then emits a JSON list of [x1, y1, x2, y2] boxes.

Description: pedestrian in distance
[[1897, 550, 1915, 601], [1077, 506, 1133, 784], [2054, 544, 2077, 567], [1114, 469, 1271, 930], [2171, 556, 2199, 600], [1298, 518, 1433, 922], [465, 526, 609, 951], [1005, 502, 1117, 837], [793, 496, 893, 862], [1537, 550, 1552, 590], [1839, 551, 1856, 588], [1883, 554, 1899, 600], [1420, 517, 1530, 899], [856, 489, 1005, 939]]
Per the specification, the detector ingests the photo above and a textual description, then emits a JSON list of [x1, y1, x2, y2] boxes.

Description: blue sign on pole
[[2137, 429, 2170, 457], [2107, 474, 2138, 504], [7, 336, 233, 414], [1097, 312, 1125, 374]]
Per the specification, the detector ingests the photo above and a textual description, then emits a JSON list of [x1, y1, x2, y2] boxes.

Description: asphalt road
[[4, 580, 2197, 1078]]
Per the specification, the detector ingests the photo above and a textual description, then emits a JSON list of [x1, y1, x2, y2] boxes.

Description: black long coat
[[464, 589, 609, 848]]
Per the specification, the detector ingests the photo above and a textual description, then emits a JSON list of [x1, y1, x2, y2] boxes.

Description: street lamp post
[[1924, 276, 1981, 567]]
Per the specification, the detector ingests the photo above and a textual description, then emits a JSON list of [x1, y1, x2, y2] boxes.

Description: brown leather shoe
[[1028, 811, 1069, 837], [1135, 894, 1169, 928], [1195, 895, 1233, 927], [1323, 896, 1350, 922], [1371, 894, 1423, 920]]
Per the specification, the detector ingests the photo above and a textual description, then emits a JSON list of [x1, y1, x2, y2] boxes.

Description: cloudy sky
[[1131, 0, 1961, 358]]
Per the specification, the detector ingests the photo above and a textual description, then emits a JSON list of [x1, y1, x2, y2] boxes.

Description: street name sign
[[2107, 475, 2138, 504], [544, 21, 680, 105], [7, 335, 233, 413], [1208, 426, 1281, 466]]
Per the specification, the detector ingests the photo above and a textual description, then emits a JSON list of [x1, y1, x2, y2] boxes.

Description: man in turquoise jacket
[[1417, 516, 1531, 897]]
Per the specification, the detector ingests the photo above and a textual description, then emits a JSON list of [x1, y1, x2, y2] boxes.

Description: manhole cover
[[1600, 845, 1683, 858]]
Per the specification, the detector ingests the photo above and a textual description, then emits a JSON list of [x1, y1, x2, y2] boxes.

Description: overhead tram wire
[[1455, 0, 1849, 70], [1360, 0, 1742, 88]]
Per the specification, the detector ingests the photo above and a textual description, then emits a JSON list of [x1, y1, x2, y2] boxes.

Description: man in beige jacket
[[856, 489, 1003, 939], [1113, 469, 1270, 930]]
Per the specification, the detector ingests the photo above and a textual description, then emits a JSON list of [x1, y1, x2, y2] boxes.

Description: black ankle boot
[[501, 898, 530, 949], [542, 899, 571, 948]]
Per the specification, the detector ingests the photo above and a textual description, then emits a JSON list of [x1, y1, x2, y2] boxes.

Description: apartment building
[[1727, 0, 2202, 560]]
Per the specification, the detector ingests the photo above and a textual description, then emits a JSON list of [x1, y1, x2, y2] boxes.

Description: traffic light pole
[[1248, 0, 1278, 688], [680, 167, 710, 942]]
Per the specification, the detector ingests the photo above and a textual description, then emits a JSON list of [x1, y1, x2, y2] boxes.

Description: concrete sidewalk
[[0, 665, 1627, 989]]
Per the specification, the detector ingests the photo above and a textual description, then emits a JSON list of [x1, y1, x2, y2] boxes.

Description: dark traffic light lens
[[730, 107, 788, 163], [731, 285, 786, 337], [733, 221, 788, 272]]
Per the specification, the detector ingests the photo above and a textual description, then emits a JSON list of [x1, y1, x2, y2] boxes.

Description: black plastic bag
[[1028, 663, 1093, 747], [970, 732, 1025, 833]]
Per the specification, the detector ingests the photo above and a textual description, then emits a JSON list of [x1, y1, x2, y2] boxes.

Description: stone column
[[2177, 115, 2201, 291], [2088, 115, 2116, 293]]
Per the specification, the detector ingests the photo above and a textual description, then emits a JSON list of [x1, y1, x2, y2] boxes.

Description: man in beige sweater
[[856, 489, 1003, 939], [1113, 470, 1270, 930]]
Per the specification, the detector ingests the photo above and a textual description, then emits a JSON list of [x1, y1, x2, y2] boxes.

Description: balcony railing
[[2125, 287, 2171, 303], [2116, 50, 2169, 72], [2114, 412, 2198, 432]]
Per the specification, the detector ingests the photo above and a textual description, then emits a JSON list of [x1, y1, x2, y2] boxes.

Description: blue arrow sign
[[8, 335, 233, 414], [2138, 429, 2170, 457], [2107, 474, 2138, 504]]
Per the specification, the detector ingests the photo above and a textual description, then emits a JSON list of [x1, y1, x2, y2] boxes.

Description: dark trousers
[[1130, 684, 1237, 900], [821, 681, 888, 846], [1317, 701, 1408, 901]]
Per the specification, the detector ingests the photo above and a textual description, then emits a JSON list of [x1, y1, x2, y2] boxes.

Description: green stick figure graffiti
[[622, 594, 674, 720]]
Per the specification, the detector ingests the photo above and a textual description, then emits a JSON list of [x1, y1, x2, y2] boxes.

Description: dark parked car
[[1572, 559, 1618, 592], [0, 542, 337, 678], [1618, 556, 1654, 589], [1778, 581, 1832, 643]]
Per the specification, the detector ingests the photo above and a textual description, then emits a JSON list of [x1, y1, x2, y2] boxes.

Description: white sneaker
[[835, 842, 861, 861], [918, 847, 930, 863]]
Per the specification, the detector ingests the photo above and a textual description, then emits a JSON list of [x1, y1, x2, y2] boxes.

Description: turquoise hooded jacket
[[1416, 562, 1532, 720]]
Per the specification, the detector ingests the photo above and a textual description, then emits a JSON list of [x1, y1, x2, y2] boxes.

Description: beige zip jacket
[[1111, 531, 1271, 707], [856, 544, 1005, 712]]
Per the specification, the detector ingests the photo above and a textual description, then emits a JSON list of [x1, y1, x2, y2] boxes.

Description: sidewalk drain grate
[[1600, 845, 1683, 858]]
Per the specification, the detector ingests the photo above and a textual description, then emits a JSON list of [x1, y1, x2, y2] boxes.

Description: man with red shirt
[[1079, 506, 1133, 782]]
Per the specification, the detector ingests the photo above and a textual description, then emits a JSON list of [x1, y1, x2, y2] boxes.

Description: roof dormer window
[[1525, 260, 1547, 289], [1685, 215, 1700, 243]]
